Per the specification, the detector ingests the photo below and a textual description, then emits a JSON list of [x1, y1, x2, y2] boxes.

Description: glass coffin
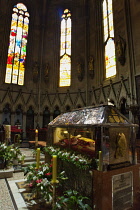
[[48, 105, 138, 171]]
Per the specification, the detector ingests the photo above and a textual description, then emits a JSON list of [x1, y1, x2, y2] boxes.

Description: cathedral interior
[[1, 1, 140, 209], [0, 0, 140, 138]]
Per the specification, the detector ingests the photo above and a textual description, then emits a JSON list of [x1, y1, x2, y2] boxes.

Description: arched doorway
[[26, 106, 34, 130], [3, 104, 11, 125], [53, 106, 61, 119]]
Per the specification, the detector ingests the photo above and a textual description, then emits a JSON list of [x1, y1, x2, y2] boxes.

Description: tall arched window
[[103, 0, 116, 78], [59, 9, 71, 87], [5, 3, 29, 85]]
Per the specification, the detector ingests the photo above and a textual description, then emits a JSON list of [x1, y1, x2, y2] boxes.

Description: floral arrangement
[[44, 146, 96, 170], [24, 162, 92, 209], [0, 143, 13, 162], [0, 143, 22, 168], [11, 145, 22, 159], [24, 162, 67, 203]]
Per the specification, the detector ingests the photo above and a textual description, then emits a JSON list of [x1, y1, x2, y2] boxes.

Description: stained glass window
[[103, 0, 116, 78], [59, 9, 71, 87], [5, 3, 29, 85]]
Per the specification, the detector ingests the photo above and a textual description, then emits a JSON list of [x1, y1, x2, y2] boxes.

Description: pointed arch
[[5, 3, 29, 85], [59, 9, 71, 87], [53, 106, 61, 119], [103, 0, 116, 78]]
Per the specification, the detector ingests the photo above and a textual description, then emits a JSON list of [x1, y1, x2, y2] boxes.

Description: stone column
[[10, 112, 15, 126], [22, 113, 26, 139]]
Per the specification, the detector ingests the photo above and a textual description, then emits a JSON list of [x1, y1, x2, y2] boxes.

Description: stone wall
[[0, 0, 140, 136]]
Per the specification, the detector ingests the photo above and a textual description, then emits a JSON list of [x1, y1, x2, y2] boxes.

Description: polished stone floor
[[0, 172, 26, 210]]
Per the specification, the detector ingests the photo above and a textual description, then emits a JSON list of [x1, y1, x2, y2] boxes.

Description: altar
[[11, 126, 23, 143], [46, 105, 140, 209]]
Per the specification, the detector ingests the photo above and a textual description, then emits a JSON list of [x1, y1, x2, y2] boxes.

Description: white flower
[[33, 176, 37, 180], [43, 165, 49, 172], [58, 151, 62, 155], [41, 178, 49, 186], [38, 171, 43, 175]]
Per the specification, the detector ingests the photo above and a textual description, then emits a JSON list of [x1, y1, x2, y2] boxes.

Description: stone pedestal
[[93, 164, 140, 210]]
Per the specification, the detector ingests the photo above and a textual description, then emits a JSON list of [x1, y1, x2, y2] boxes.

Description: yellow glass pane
[[103, 0, 108, 41], [17, 3, 27, 11], [64, 9, 69, 13], [25, 12, 29, 17], [19, 10, 24, 15], [103, 0, 116, 79], [109, 13, 114, 36], [5, 67, 12, 83], [103, 18, 108, 41], [13, 69, 18, 75], [59, 54, 71, 87], [13, 8, 18, 13], [12, 74, 18, 84], [18, 69, 24, 85]]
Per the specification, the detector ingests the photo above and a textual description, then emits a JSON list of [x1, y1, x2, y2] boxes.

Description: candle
[[35, 129, 38, 147], [99, 151, 102, 171], [36, 148, 40, 169], [52, 155, 57, 183]]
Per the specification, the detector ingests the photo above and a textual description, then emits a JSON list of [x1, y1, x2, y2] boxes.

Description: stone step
[[13, 160, 45, 173], [13, 147, 46, 172], [22, 160, 45, 167], [24, 156, 45, 162]]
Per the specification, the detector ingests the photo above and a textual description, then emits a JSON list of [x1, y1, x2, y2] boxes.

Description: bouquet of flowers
[[24, 162, 67, 203]]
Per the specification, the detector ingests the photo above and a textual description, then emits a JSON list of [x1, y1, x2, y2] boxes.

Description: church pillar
[[22, 113, 26, 138], [10, 112, 14, 126], [124, 0, 137, 108], [0, 111, 3, 125], [95, 0, 104, 87]]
